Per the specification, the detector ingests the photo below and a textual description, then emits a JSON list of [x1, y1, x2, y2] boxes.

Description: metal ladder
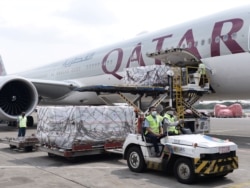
[[173, 71, 185, 120]]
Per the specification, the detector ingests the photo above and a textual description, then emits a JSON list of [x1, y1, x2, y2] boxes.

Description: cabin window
[[215, 36, 220, 43], [201, 39, 205, 45]]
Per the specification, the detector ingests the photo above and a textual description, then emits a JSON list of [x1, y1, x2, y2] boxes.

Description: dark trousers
[[199, 74, 207, 86], [145, 133, 162, 153], [18, 127, 26, 137]]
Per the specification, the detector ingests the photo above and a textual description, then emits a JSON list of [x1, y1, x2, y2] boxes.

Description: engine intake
[[0, 76, 38, 120]]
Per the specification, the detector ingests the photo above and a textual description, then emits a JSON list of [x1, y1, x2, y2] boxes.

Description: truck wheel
[[24, 146, 33, 152], [215, 172, 228, 178], [9, 145, 17, 149], [174, 158, 196, 184], [127, 146, 145, 173], [48, 153, 56, 157]]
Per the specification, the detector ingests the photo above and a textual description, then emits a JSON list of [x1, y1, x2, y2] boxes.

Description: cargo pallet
[[39, 139, 124, 159], [0, 135, 39, 152]]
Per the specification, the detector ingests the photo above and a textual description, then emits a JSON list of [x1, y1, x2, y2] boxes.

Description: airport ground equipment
[[38, 61, 212, 159], [75, 83, 211, 134], [37, 84, 209, 160], [37, 105, 134, 159], [0, 134, 39, 152], [122, 131, 238, 184], [39, 139, 124, 159], [121, 49, 238, 184]]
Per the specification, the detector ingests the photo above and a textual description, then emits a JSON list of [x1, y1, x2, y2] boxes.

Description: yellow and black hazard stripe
[[146, 161, 162, 171], [194, 156, 238, 174]]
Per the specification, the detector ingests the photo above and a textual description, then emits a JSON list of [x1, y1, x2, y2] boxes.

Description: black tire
[[126, 146, 145, 173], [27, 116, 34, 127], [174, 158, 196, 184], [48, 153, 56, 157], [215, 172, 229, 178], [9, 145, 17, 149]]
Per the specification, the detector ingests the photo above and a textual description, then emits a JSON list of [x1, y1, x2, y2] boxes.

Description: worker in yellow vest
[[17, 112, 27, 137], [162, 109, 183, 135], [197, 62, 207, 87], [144, 106, 163, 157]]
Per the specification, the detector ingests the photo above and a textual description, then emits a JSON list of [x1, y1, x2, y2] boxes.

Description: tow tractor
[[122, 129, 238, 184], [122, 49, 238, 184]]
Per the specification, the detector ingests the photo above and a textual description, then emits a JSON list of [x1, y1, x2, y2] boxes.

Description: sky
[[0, 0, 250, 74]]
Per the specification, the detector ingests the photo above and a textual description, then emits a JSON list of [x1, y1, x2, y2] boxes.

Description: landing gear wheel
[[127, 146, 145, 173], [24, 146, 33, 152], [9, 145, 17, 149], [48, 153, 56, 157], [174, 158, 196, 184]]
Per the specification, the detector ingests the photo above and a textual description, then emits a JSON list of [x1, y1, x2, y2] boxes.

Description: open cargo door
[[146, 48, 200, 67]]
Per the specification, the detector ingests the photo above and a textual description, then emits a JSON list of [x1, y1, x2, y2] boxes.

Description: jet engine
[[0, 76, 38, 120]]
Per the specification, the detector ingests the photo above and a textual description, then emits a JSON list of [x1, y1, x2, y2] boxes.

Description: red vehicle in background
[[214, 103, 243, 118]]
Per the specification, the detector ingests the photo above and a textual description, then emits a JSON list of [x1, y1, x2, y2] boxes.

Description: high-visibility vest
[[145, 115, 161, 134], [18, 116, 27, 128], [198, 63, 206, 75], [163, 114, 178, 134]]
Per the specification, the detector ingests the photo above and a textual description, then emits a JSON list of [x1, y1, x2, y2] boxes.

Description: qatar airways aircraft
[[0, 5, 250, 120]]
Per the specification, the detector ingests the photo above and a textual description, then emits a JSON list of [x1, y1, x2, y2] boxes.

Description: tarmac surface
[[0, 118, 249, 188]]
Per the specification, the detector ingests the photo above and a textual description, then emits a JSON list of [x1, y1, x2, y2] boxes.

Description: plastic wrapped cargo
[[123, 65, 170, 86], [36, 106, 136, 149]]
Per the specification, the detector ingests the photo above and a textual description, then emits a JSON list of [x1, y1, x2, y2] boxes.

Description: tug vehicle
[[122, 128, 238, 184]]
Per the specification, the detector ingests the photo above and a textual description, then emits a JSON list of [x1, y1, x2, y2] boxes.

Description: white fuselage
[[16, 5, 250, 104]]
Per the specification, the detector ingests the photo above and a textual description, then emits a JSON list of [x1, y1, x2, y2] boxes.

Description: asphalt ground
[[0, 118, 249, 188]]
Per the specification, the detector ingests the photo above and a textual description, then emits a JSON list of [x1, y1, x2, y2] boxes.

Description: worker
[[144, 106, 164, 157], [17, 111, 27, 138], [197, 62, 207, 87], [162, 108, 184, 135]]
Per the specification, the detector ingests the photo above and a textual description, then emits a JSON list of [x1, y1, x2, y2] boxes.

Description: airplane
[[1, 5, 250, 121]]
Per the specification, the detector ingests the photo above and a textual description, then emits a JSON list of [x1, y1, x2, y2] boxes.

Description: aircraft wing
[[75, 85, 168, 95], [29, 78, 78, 99]]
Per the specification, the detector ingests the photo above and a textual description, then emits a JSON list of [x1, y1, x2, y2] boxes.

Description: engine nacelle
[[0, 76, 38, 120]]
